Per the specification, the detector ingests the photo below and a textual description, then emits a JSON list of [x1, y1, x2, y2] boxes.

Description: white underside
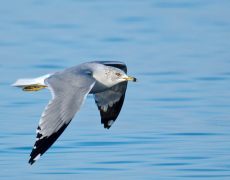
[[12, 74, 52, 87]]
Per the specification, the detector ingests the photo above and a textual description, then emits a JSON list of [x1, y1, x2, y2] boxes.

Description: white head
[[90, 64, 137, 88]]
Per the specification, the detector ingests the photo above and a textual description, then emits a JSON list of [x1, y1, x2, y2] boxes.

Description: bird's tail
[[12, 74, 51, 92]]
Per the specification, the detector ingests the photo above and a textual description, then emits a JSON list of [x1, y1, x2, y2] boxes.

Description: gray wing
[[29, 72, 95, 164], [93, 61, 128, 129]]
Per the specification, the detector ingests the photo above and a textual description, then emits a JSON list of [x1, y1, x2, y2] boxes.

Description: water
[[0, 0, 230, 179]]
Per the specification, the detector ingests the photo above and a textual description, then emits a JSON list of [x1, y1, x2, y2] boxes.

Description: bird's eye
[[115, 73, 121, 77]]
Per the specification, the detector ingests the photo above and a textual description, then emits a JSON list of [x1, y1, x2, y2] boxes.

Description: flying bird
[[12, 61, 137, 165]]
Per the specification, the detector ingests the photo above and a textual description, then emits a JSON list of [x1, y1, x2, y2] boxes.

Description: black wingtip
[[104, 124, 111, 129], [28, 158, 35, 165], [28, 122, 70, 165], [103, 119, 115, 129], [28, 153, 41, 165]]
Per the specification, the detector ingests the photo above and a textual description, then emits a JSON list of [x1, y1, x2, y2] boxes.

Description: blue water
[[1, 0, 230, 179]]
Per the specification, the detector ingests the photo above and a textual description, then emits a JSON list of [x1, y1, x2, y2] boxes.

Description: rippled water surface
[[1, 0, 230, 179]]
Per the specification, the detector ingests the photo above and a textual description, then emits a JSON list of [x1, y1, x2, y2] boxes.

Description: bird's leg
[[22, 84, 47, 92]]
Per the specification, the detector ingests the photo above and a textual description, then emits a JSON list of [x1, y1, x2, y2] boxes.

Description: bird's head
[[103, 66, 137, 87], [111, 69, 137, 83], [88, 63, 137, 88]]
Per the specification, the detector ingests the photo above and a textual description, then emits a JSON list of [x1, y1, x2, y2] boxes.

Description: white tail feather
[[12, 74, 52, 87]]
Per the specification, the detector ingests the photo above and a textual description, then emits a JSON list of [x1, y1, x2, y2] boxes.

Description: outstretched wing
[[29, 72, 95, 164], [93, 61, 128, 129]]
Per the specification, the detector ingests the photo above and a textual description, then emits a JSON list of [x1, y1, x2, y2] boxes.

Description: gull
[[12, 61, 137, 165]]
